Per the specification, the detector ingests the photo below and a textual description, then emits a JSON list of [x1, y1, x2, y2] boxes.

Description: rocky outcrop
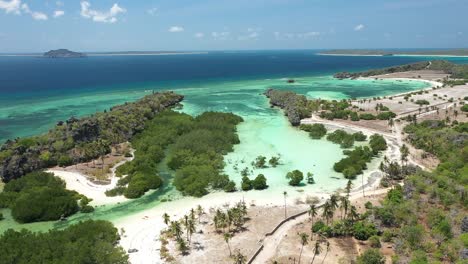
[[264, 89, 311, 126], [0, 92, 184, 182]]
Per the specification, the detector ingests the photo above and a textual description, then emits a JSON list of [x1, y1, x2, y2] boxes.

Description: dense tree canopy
[[110, 110, 243, 198], [0, 171, 90, 223], [0, 220, 128, 264], [0, 92, 184, 182]]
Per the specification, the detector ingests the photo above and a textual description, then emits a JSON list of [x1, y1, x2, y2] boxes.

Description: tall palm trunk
[[311, 253, 317, 264], [299, 245, 304, 264], [321, 249, 329, 264]]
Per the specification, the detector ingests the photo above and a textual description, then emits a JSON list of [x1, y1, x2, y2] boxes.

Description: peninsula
[[319, 48, 468, 57]]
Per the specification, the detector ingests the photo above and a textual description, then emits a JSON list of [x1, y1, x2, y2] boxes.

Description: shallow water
[[0, 73, 430, 233]]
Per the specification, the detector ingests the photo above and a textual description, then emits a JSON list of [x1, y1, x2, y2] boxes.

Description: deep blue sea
[[1, 50, 467, 142]]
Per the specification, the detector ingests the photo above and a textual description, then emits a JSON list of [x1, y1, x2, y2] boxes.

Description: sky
[[0, 0, 467, 52]]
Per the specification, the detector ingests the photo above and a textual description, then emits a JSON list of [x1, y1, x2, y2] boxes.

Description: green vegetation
[[253, 155, 267, 168], [415, 99, 430, 106], [367, 120, 467, 263], [0, 92, 184, 182], [357, 249, 385, 264], [252, 174, 268, 190], [326, 129, 367, 148], [0, 171, 93, 223], [369, 134, 387, 154], [110, 110, 243, 198], [268, 156, 280, 167], [462, 104, 468, 112], [241, 176, 253, 191], [0, 220, 128, 263], [286, 170, 304, 186], [335, 60, 468, 80], [322, 48, 468, 56], [333, 146, 373, 179], [264, 89, 314, 126], [332, 134, 386, 179], [300, 124, 327, 139]]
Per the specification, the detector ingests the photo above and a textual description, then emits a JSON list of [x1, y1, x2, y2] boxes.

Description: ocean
[[1, 50, 466, 231]]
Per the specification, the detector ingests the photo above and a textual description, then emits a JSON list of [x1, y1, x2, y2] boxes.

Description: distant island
[[43, 49, 86, 58], [319, 49, 468, 57]]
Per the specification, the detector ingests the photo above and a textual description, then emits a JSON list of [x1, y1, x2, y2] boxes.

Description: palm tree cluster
[[311, 188, 362, 237], [379, 154, 417, 188], [161, 205, 206, 254], [213, 201, 248, 233]]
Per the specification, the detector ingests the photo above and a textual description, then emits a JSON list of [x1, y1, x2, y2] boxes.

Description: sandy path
[[252, 186, 392, 264]]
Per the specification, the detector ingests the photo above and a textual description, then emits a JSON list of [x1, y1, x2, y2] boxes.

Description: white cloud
[[354, 24, 365, 31], [80, 1, 126, 23], [147, 7, 157, 15], [21, 3, 48, 20], [298, 31, 320, 38], [0, 0, 21, 14], [238, 28, 262, 40], [194, 32, 204, 38], [53, 10, 64, 18], [212, 31, 230, 40], [274, 31, 321, 40], [168, 26, 184, 32]]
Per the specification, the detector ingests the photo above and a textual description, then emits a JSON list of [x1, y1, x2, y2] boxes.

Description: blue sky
[[0, 0, 467, 52]]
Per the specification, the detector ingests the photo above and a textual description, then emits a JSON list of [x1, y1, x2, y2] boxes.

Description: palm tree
[[329, 195, 339, 212], [320, 241, 330, 264], [196, 205, 204, 223], [232, 250, 247, 264], [321, 202, 333, 224], [400, 144, 409, 166], [183, 215, 190, 241], [298, 232, 309, 264], [171, 221, 182, 240], [162, 213, 170, 226], [187, 219, 196, 244], [283, 191, 288, 218], [348, 206, 359, 222], [339, 196, 349, 220], [309, 204, 318, 237], [388, 118, 394, 128], [224, 233, 232, 256], [345, 180, 353, 198], [311, 241, 322, 264], [176, 237, 188, 253], [190, 208, 196, 222]]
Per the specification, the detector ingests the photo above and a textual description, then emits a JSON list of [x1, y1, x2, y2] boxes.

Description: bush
[[312, 220, 327, 233], [359, 113, 377, 120], [0, 220, 128, 263], [461, 104, 468, 112], [369, 236, 381, 248], [377, 111, 396, 120], [381, 230, 393, 242], [369, 134, 387, 155], [224, 180, 237, 192], [357, 249, 385, 264], [253, 156, 267, 168], [353, 132, 367, 141], [0, 171, 81, 223], [241, 176, 253, 191], [353, 222, 377, 240], [300, 124, 327, 139], [268, 156, 280, 167], [252, 174, 268, 190], [286, 170, 303, 186], [415, 99, 430, 106]]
